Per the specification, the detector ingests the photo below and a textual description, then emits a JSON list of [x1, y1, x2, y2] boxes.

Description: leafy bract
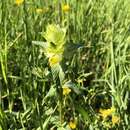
[[33, 24, 66, 83], [33, 24, 66, 58], [43, 24, 66, 46]]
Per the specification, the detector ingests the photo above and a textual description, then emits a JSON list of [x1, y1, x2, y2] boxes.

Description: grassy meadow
[[1, 0, 130, 129]]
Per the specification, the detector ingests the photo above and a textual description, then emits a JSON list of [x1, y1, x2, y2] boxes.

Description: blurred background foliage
[[0, 0, 130, 129]]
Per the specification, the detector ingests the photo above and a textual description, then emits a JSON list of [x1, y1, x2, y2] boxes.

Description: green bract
[[44, 24, 66, 45], [43, 24, 66, 57]]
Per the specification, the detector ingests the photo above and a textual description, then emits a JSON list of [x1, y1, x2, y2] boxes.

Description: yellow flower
[[99, 107, 115, 119], [36, 8, 43, 13], [69, 121, 76, 129], [15, 0, 24, 5], [112, 115, 120, 125], [49, 55, 61, 66], [63, 86, 71, 95], [62, 4, 70, 12], [36, 8, 49, 14]]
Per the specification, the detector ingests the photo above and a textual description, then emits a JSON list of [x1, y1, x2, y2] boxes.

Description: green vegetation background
[[0, 0, 130, 129]]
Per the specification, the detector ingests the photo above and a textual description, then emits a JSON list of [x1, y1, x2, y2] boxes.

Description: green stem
[[58, 0, 62, 25], [56, 76, 64, 125], [23, 0, 30, 45], [59, 87, 63, 125]]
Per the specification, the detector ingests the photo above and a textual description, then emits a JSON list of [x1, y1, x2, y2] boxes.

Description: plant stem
[[58, 0, 62, 25], [59, 87, 63, 125]]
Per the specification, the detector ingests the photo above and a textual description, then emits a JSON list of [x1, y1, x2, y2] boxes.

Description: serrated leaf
[[51, 64, 64, 83], [51, 64, 61, 80]]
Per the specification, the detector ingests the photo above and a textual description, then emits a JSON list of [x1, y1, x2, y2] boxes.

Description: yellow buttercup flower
[[112, 115, 120, 125], [15, 0, 24, 5], [49, 55, 61, 66], [63, 86, 71, 95], [69, 120, 76, 129], [62, 4, 70, 12], [99, 107, 115, 119]]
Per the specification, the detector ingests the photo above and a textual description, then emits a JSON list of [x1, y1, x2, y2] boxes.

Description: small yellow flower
[[62, 4, 70, 12], [112, 115, 120, 125], [36, 8, 43, 13], [99, 107, 115, 119], [69, 121, 76, 129], [110, 107, 116, 113], [36, 8, 49, 14], [49, 55, 61, 66], [63, 87, 71, 95], [15, 0, 24, 5]]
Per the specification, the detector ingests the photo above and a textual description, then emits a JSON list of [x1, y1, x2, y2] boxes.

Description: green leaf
[[59, 65, 65, 83], [45, 85, 57, 99], [32, 41, 47, 48], [51, 64, 64, 83], [36, 116, 51, 130], [0, 108, 7, 130], [57, 127, 66, 130], [0, 52, 7, 84], [76, 106, 90, 121], [63, 81, 82, 95]]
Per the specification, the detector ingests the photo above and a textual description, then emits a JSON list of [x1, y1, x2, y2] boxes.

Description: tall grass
[[0, 0, 130, 129]]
